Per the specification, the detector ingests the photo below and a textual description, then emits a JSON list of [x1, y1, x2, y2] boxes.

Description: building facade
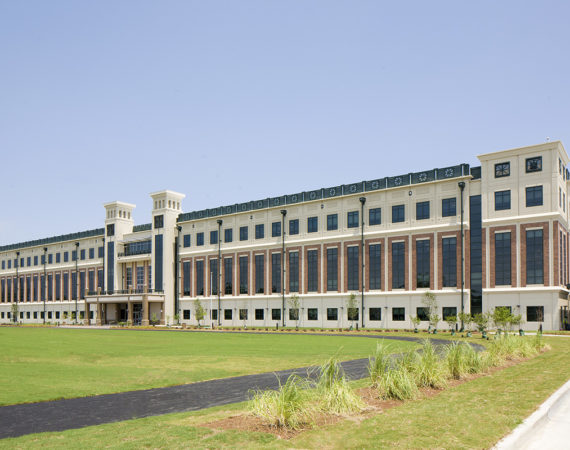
[[1, 142, 570, 330]]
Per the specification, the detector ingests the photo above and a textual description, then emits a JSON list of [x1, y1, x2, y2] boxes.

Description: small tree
[[194, 299, 205, 327], [174, 313, 180, 325], [346, 293, 359, 328], [473, 312, 491, 336], [288, 294, 301, 329], [511, 314, 524, 333], [459, 312, 473, 332], [422, 291, 439, 331], [492, 307, 512, 333], [150, 312, 158, 326], [445, 315, 457, 333], [410, 315, 421, 331]]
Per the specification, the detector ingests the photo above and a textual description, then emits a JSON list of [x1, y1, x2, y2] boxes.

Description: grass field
[[2, 335, 568, 449], [0, 327, 417, 405]]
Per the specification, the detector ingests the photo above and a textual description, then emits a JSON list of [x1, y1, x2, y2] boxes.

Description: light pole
[[281, 209, 287, 327], [43, 247, 47, 324], [359, 197, 366, 329], [175, 225, 181, 321], [75, 242, 79, 324], [217, 219, 222, 326], [15, 251, 19, 323], [458, 182, 465, 330]]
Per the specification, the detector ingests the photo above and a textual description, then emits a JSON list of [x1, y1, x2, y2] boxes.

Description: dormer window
[[495, 162, 510, 178], [526, 156, 542, 173]]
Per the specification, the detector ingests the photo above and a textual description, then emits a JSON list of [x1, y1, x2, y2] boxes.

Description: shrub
[[376, 365, 419, 400], [445, 342, 483, 379], [368, 342, 393, 386], [317, 358, 364, 414], [414, 339, 447, 389], [249, 374, 315, 429]]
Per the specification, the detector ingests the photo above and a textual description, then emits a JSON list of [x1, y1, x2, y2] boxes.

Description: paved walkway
[[0, 334, 475, 440]]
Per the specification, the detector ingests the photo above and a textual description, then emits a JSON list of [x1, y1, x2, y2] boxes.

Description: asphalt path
[[0, 332, 478, 439]]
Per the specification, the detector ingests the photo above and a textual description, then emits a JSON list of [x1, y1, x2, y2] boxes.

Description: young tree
[[410, 315, 421, 332], [288, 294, 301, 329], [473, 312, 491, 336], [492, 307, 512, 333], [459, 312, 473, 333], [445, 315, 458, 334], [422, 291, 439, 331], [346, 293, 359, 328], [11, 302, 18, 324], [194, 298, 206, 327]]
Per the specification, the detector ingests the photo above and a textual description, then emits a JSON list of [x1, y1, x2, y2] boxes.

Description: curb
[[493, 379, 570, 449]]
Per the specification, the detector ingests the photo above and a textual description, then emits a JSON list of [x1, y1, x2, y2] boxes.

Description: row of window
[[494, 186, 544, 211], [1, 247, 104, 271], [0, 310, 94, 320], [0, 269, 104, 302], [494, 156, 542, 178], [182, 199, 458, 248], [178, 305, 546, 323]]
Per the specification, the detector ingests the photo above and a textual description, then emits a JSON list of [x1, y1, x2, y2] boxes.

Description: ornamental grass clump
[[317, 357, 365, 415], [414, 339, 447, 389], [368, 342, 393, 386], [376, 363, 419, 400], [249, 374, 315, 430], [445, 341, 483, 379]]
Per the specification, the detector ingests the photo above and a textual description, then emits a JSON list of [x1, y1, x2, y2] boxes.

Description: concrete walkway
[[494, 379, 570, 450], [0, 334, 458, 439]]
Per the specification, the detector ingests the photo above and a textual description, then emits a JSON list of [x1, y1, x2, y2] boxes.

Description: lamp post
[[217, 219, 222, 326], [175, 226, 181, 321], [359, 197, 366, 329], [458, 182, 465, 330], [43, 247, 47, 324], [281, 209, 287, 327], [15, 251, 19, 323], [75, 242, 79, 324]]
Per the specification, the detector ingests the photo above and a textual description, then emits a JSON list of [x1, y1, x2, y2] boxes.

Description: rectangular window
[[526, 156, 542, 173], [442, 198, 456, 217], [183, 234, 191, 247], [211, 310, 217, 321], [64, 252, 69, 263], [255, 224, 264, 239], [392, 205, 405, 223], [239, 309, 248, 320], [154, 215, 164, 228], [327, 247, 338, 291], [255, 254, 264, 294], [98, 246, 104, 258], [327, 214, 338, 231], [347, 211, 359, 228], [289, 252, 299, 292], [527, 306, 544, 322], [63, 273, 69, 300], [495, 162, 510, 177], [526, 229, 544, 284], [272, 222, 281, 237], [417, 307, 429, 321], [327, 308, 338, 321], [49, 253, 54, 264], [210, 230, 218, 245], [239, 256, 248, 294], [369, 208, 381, 225], [347, 246, 359, 291], [71, 272, 77, 300], [289, 219, 299, 235], [224, 309, 232, 320], [416, 201, 430, 220], [97, 269, 104, 292], [88, 270, 95, 293], [307, 308, 318, 321], [416, 239, 430, 288], [348, 307, 359, 321], [369, 244, 381, 290], [89, 248, 94, 259], [255, 309, 264, 320], [307, 217, 318, 233], [526, 186, 543, 207], [224, 258, 233, 295], [55, 253, 60, 263], [369, 307, 382, 321], [442, 307, 457, 320], [224, 228, 233, 243], [392, 242, 405, 289], [80, 249, 85, 260], [79, 271, 85, 299], [271, 253, 281, 293], [495, 190, 511, 211], [183, 261, 191, 296], [442, 237, 457, 287], [34, 256, 39, 265], [197, 232, 204, 246], [196, 260, 204, 295], [209, 259, 218, 295], [289, 308, 299, 321], [183, 310, 190, 320], [239, 226, 248, 241], [272, 309, 281, 321], [154, 235, 163, 292], [307, 250, 318, 292], [495, 232, 511, 285]]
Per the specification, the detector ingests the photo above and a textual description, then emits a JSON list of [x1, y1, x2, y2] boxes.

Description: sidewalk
[[494, 379, 570, 449]]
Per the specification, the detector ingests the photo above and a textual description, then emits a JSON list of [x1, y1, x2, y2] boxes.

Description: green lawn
[[0, 327, 416, 405], [2, 336, 568, 449]]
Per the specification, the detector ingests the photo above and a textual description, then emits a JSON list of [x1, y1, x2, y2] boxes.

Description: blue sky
[[1, 0, 569, 244]]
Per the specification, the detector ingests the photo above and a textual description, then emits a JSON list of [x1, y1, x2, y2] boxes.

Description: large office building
[[1, 141, 570, 330]]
